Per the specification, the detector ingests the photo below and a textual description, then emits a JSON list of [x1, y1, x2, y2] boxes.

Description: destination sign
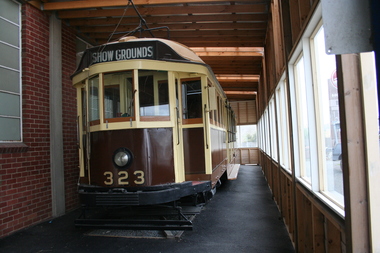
[[91, 46, 154, 64], [72, 40, 193, 78]]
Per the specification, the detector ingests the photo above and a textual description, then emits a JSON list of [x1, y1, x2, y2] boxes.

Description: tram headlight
[[113, 148, 133, 169]]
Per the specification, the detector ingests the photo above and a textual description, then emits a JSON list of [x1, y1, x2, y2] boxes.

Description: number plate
[[103, 170, 145, 186]]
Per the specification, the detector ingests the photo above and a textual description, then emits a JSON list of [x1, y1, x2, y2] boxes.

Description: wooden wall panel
[[230, 100, 257, 125], [236, 148, 259, 165], [259, 151, 345, 253], [288, 0, 301, 45], [271, 0, 285, 82], [312, 205, 325, 253], [326, 219, 342, 252], [271, 161, 280, 205]]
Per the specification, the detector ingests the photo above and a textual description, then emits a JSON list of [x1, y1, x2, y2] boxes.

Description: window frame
[[181, 77, 203, 124], [286, 3, 345, 214], [138, 70, 170, 121], [103, 70, 135, 123], [310, 22, 344, 208], [0, 0, 22, 143], [269, 97, 278, 161], [275, 75, 291, 171], [292, 54, 313, 185]]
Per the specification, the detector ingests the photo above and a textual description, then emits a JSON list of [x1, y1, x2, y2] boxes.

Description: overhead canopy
[[31, 0, 269, 101]]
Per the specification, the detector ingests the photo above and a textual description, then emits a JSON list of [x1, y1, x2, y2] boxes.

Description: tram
[[72, 37, 238, 207]]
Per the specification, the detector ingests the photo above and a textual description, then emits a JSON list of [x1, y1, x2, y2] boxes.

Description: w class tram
[[72, 37, 239, 207]]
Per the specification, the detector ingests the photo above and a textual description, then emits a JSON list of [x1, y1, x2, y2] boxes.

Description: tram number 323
[[103, 170, 145, 185]]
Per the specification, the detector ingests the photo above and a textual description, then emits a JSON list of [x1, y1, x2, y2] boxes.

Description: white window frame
[[258, 118, 262, 151], [275, 74, 291, 171], [269, 97, 278, 161], [0, 0, 22, 143], [287, 3, 344, 215], [310, 22, 344, 208]]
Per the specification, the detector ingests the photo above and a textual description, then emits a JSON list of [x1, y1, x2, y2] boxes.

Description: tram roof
[[72, 37, 205, 77]]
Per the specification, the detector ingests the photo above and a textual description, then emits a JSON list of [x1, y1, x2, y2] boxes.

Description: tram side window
[[89, 76, 100, 122], [139, 70, 169, 118], [104, 71, 134, 119], [182, 79, 202, 120], [227, 108, 237, 143]]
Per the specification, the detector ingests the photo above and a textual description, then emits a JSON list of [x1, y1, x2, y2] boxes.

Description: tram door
[[180, 78, 207, 181]]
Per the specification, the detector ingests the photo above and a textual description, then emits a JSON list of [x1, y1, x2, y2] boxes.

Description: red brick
[[1, 4, 78, 238]]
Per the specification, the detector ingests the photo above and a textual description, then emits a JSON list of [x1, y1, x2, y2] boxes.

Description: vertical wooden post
[[336, 54, 369, 252]]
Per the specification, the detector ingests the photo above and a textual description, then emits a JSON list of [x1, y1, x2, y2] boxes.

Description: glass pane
[[0, 0, 20, 24], [0, 67, 20, 93], [139, 70, 169, 117], [0, 43, 19, 70], [276, 81, 291, 170], [265, 110, 270, 155], [0, 18, 19, 47], [236, 125, 257, 148], [270, 99, 277, 160], [312, 26, 343, 205], [104, 71, 134, 119], [294, 56, 312, 182], [0, 117, 20, 141], [182, 79, 202, 119], [89, 76, 99, 122], [0, 92, 19, 116]]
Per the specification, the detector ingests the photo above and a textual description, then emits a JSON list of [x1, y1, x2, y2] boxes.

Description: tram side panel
[[210, 127, 228, 183]]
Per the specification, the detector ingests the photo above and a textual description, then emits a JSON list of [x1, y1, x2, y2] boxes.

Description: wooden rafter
[[37, 0, 269, 101], [57, 4, 268, 19], [43, 0, 262, 11]]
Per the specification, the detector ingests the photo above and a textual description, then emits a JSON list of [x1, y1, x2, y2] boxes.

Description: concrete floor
[[0, 165, 295, 253]]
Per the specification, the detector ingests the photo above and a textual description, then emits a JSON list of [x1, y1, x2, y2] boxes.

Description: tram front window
[[104, 71, 134, 119], [138, 70, 169, 118]]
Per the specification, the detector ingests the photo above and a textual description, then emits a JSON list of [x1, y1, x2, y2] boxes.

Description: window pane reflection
[[294, 56, 312, 183], [312, 26, 344, 206]]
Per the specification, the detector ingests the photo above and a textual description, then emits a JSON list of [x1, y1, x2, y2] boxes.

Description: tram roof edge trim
[[71, 38, 205, 79]]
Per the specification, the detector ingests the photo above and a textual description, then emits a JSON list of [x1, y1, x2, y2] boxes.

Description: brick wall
[[0, 4, 79, 238]]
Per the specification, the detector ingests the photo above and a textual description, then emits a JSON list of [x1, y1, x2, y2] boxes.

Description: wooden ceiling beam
[[202, 55, 261, 61], [221, 81, 258, 86], [165, 37, 263, 44], [212, 70, 262, 75], [207, 66, 261, 71], [176, 41, 264, 47], [92, 35, 263, 44], [77, 23, 266, 33], [57, 4, 268, 19], [222, 85, 258, 90], [86, 30, 266, 40], [43, 0, 259, 11], [198, 50, 262, 54], [226, 94, 256, 101], [68, 14, 267, 26], [92, 35, 263, 46]]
